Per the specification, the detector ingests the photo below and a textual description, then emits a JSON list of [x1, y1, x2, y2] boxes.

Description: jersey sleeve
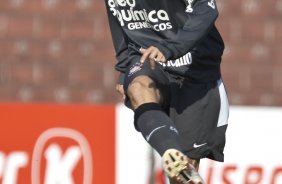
[[155, 0, 219, 60], [105, 1, 130, 84]]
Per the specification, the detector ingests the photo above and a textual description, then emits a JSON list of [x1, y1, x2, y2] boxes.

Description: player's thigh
[[123, 57, 170, 109], [126, 75, 162, 109], [127, 75, 160, 98]]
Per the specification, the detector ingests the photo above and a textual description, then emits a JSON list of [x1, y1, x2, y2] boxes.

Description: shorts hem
[[185, 150, 224, 162]]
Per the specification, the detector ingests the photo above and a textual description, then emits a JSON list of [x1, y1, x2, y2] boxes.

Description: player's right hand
[[116, 84, 125, 100], [140, 46, 166, 69]]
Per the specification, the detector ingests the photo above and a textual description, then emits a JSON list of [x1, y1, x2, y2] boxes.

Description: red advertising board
[[0, 103, 115, 184]]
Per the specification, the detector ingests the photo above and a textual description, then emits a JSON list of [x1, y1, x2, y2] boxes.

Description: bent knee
[[127, 76, 160, 108], [127, 76, 154, 96], [128, 76, 155, 93]]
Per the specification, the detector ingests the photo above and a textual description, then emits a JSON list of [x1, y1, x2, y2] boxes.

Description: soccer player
[[105, 0, 229, 183]]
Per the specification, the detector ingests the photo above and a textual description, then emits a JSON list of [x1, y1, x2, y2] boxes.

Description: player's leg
[[127, 75, 161, 110], [189, 159, 200, 171], [169, 78, 229, 183], [124, 60, 204, 184], [128, 77, 204, 184], [125, 64, 183, 156]]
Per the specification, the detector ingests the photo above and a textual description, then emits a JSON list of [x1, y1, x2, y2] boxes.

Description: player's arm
[[105, 1, 130, 98], [153, 0, 219, 60], [105, 1, 130, 83]]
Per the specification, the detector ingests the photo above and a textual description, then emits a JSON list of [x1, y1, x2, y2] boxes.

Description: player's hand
[[116, 84, 125, 100], [140, 46, 166, 69]]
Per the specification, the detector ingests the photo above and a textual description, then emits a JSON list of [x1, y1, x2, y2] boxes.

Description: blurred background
[[0, 0, 282, 184], [0, 0, 281, 105]]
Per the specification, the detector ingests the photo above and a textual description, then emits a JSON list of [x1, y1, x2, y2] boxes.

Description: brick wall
[[0, 0, 281, 105], [218, 0, 282, 106]]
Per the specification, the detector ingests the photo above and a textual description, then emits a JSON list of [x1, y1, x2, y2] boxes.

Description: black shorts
[[123, 56, 229, 162]]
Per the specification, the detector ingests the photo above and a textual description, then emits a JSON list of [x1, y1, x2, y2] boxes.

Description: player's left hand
[[116, 84, 125, 100], [140, 46, 166, 69]]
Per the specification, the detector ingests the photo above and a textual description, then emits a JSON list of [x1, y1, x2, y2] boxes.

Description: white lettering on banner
[[152, 162, 282, 184], [108, 0, 172, 31], [0, 128, 93, 184], [44, 144, 82, 184], [32, 128, 93, 184], [0, 152, 28, 184], [200, 163, 282, 184]]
